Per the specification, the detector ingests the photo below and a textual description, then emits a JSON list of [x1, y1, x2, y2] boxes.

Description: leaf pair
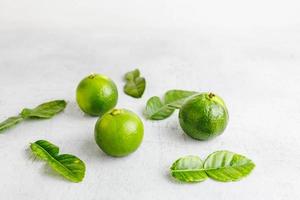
[[30, 140, 86, 183], [144, 90, 198, 120], [124, 69, 146, 98], [0, 100, 67, 133], [170, 151, 255, 183]]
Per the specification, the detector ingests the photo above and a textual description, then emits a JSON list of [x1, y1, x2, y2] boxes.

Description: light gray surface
[[0, 1, 300, 199]]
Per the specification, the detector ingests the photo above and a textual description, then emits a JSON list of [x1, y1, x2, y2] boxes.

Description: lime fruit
[[179, 92, 229, 140], [76, 74, 118, 116], [94, 109, 144, 157]]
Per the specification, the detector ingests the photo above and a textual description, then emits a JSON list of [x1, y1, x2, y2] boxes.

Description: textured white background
[[0, 0, 300, 199]]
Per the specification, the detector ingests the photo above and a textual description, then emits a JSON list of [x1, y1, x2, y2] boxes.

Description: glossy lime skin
[[179, 93, 229, 140], [76, 74, 118, 116], [94, 109, 144, 157]]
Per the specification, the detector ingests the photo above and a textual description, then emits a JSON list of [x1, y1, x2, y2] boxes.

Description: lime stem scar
[[110, 109, 122, 116], [88, 73, 96, 79], [208, 93, 215, 98]]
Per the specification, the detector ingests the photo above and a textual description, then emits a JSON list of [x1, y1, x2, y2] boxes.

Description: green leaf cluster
[[30, 140, 86, 183], [170, 151, 255, 183], [0, 100, 67, 133], [143, 90, 197, 120], [124, 69, 146, 98]]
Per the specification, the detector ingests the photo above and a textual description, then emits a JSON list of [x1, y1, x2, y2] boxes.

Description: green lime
[[94, 108, 144, 157], [76, 74, 118, 116], [179, 92, 229, 140]]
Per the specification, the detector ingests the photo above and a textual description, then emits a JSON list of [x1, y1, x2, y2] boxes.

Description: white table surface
[[0, 1, 300, 199]]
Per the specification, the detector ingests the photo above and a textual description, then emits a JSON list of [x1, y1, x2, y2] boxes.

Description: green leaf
[[30, 140, 85, 183], [0, 100, 67, 133], [0, 116, 23, 133], [170, 155, 208, 183], [125, 69, 140, 81], [21, 100, 67, 119], [123, 69, 146, 98], [204, 151, 255, 182], [30, 140, 59, 160], [164, 90, 198, 108], [143, 96, 174, 120], [143, 90, 198, 120]]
